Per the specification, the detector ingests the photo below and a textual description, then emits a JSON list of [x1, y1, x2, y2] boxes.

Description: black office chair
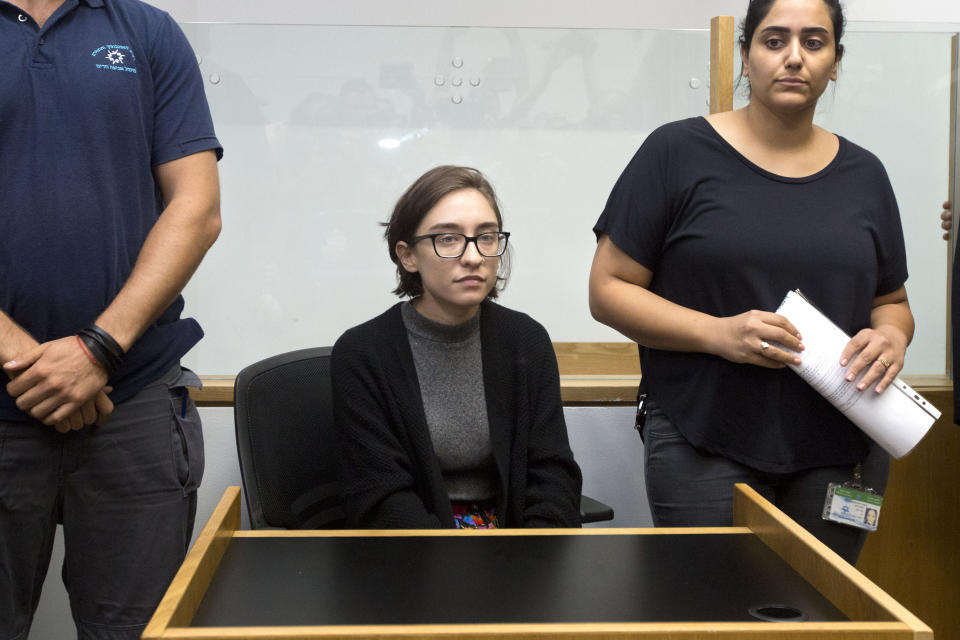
[[234, 347, 345, 529], [234, 347, 613, 529]]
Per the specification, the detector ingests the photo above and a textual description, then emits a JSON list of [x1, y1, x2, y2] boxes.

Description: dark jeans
[[641, 401, 889, 565], [0, 366, 204, 640]]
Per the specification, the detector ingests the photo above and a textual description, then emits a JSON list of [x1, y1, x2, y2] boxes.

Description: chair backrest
[[234, 347, 345, 529]]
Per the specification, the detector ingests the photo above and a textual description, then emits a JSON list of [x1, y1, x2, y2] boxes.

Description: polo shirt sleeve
[[148, 14, 223, 166], [592, 123, 681, 273]]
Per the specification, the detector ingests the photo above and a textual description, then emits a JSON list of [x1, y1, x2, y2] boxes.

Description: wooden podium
[[143, 484, 931, 639]]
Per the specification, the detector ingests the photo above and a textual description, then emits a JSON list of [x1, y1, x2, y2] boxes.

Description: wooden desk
[[144, 484, 931, 639]]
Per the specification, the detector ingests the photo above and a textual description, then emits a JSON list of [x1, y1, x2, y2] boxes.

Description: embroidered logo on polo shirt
[[91, 45, 137, 74]]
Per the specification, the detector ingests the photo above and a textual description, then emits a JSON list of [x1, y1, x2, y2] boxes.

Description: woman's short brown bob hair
[[384, 165, 510, 298]]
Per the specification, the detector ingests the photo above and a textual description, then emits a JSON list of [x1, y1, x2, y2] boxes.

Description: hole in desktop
[[748, 604, 807, 622]]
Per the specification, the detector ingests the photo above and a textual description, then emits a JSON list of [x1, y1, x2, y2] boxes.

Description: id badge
[[822, 483, 883, 531]]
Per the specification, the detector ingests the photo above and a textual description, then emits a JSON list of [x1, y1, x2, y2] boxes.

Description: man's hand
[[4, 336, 109, 425], [1, 312, 112, 430], [52, 390, 115, 433]]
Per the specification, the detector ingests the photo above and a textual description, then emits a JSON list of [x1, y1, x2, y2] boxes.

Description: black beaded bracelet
[[76, 325, 124, 377]]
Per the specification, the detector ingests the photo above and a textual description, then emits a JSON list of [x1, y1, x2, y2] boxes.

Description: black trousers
[[0, 366, 204, 640]]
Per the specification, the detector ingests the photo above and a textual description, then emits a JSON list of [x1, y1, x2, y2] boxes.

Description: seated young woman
[[332, 165, 582, 529]]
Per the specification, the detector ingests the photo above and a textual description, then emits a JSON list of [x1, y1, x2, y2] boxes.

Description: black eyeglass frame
[[410, 231, 510, 258]]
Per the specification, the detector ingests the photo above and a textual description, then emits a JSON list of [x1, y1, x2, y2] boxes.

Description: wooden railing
[[189, 342, 643, 407]]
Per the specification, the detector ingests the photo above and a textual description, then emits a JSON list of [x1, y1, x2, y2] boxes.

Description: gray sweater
[[401, 302, 498, 502]]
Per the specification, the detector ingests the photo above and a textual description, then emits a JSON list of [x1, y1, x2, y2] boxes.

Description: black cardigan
[[331, 301, 582, 528]]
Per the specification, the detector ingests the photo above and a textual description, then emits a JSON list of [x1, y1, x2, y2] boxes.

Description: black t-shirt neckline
[[696, 116, 847, 185]]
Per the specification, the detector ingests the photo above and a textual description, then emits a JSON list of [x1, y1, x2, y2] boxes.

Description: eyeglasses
[[410, 232, 510, 258]]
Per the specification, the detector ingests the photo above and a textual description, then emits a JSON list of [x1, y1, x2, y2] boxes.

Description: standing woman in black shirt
[[589, 0, 913, 563]]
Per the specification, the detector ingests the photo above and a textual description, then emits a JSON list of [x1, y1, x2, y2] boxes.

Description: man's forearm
[[95, 195, 220, 351], [95, 150, 221, 351], [0, 311, 38, 366]]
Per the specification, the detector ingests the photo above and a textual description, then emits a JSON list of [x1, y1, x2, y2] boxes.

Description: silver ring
[[877, 357, 891, 369], [760, 340, 770, 351]]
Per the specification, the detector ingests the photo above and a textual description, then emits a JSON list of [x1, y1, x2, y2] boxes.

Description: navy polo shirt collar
[[1, 0, 101, 31]]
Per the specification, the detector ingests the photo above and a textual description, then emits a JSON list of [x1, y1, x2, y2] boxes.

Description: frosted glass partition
[[178, 24, 957, 377]]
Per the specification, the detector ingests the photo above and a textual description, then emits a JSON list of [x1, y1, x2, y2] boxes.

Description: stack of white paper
[[775, 290, 939, 459]]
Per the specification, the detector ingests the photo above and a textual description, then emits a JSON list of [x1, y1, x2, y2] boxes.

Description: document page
[[775, 290, 940, 459]]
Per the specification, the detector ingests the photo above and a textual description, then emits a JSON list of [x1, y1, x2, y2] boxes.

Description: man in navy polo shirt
[[0, 0, 222, 637]]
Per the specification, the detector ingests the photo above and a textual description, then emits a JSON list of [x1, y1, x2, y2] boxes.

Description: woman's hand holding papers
[[712, 310, 804, 369], [839, 287, 913, 394]]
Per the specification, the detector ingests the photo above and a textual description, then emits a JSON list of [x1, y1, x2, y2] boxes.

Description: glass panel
[[179, 23, 955, 376]]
